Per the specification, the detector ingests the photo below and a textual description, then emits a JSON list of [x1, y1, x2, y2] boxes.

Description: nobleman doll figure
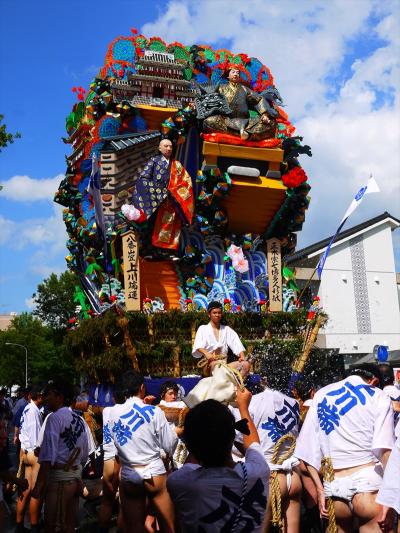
[[132, 139, 194, 252], [202, 66, 277, 141]]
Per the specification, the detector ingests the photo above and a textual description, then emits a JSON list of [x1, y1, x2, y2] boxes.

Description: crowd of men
[[0, 359, 399, 533]]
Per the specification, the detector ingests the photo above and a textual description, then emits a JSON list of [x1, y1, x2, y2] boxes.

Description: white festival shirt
[[38, 407, 89, 467], [192, 323, 245, 359], [19, 400, 43, 452], [376, 421, 400, 513], [37, 409, 95, 457], [102, 405, 117, 461], [108, 396, 177, 466], [230, 390, 299, 467], [248, 389, 299, 465], [295, 375, 394, 470], [383, 384, 400, 401], [167, 442, 269, 533]]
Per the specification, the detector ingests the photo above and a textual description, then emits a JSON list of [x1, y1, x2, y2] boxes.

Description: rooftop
[[285, 211, 400, 265], [100, 131, 161, 152]]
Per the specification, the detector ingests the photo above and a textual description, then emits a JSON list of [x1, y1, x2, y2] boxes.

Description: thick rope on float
[[321, 457, 338, 533], [269, 434, 296, 532]]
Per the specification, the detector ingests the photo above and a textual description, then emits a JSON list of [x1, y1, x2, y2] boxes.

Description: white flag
[[317, 175, 380, 278], [340, 175, 380, 224]]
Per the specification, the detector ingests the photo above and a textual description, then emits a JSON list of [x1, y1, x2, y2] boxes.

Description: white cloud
[[142, 0, 400, 257], [0, 215, 16, 245], [0, 205, 68, 275], [0, 174, 64, 202], [24, 297, 36, 310]]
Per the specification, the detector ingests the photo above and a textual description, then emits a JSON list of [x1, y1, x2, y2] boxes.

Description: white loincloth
[[269, 456, 300, 492], [120, 457, 166, 485], [184, 364, 240, 408], [324, 463, 383, 503]]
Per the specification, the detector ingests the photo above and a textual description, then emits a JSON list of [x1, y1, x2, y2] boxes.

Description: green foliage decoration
[[63, 308, 317, 379]]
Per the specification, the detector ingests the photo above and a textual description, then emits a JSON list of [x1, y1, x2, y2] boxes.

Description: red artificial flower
[[282, 166, 308, 189], [72, 87, 77, 93], [224, 298, 230, 303], [238, 53, 251, 64], [69, 317, 76, 324], [110, 295, 117, 302], [131, 27, 138, 35], [77, 94, 84, 101]]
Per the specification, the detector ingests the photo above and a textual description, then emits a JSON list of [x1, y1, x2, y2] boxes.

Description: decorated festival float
[[56, 29, 335, 390]]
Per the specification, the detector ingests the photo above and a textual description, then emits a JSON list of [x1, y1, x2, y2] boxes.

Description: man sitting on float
[[202, 66, 277, 141], [184, 301, 250, 408]]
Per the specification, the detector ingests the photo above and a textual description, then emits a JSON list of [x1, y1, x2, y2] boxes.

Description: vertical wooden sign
[[267, 238, 282, 312], [122, 230, 141, 311]]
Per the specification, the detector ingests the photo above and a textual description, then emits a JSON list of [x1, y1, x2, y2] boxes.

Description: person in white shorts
[[15, 385, 44, 533], [295, 364, 394, 533], [167, 388, 269, 533], [108, 371, 180, 532], [32, 380, 89, 532]]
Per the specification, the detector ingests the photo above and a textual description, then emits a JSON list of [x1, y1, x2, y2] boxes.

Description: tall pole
[[5, 343, 28, 387]]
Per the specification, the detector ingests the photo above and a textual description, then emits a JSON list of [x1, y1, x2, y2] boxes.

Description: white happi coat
[[232, 389, 299, 467], [108, 396, 177, 467], [383, 384, 400, 401], [376, 421, 400, 513], [19, 400, 43, 452], [102, 405, 117, 461], [39, 407, 89, 467], [295, 375, 394, 470], [192, 323, 245, 359]]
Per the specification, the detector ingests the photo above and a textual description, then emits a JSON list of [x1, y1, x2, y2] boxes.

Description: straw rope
[[320, 457, 338, 533], [269, 434, 296, 532]]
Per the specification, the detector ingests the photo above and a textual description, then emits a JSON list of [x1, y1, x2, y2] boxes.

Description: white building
[[286, 212, 400, 366]]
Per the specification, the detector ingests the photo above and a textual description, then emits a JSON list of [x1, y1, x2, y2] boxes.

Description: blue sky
[[1, 0, 399, 313]]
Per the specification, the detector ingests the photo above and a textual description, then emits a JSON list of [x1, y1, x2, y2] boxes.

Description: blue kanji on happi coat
[[19, 405, 29, 428], [261, 400, 299, 443], [112, 403, 156, 446], [198, 478, 267, 533], [103, 422, 112, 445], [317, 381, 375, 435], [60, 412, 85, 451], [132, 155, 171, 218]]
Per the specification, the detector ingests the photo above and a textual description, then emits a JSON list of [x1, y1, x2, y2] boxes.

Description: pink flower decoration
[[232, 257, 249, 273], [227, 244, 244, 261]]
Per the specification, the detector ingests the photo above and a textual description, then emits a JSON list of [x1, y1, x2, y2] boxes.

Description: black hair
[[44, 380, 74, 406], [159, 381, 179, 400], [349, 363, 383, 388], [184, 399, 235, 467], [379, 364, 394, 387], [121, 370, 144, 398], [30, 385, 45, 401], [207, 301, 223, 313], [294, 378, 315, 401]]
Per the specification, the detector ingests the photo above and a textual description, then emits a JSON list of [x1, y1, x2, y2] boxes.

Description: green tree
[[32, 271, 78, 331], [0, 114, 21, 152], [0, 313, 74, 387]]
